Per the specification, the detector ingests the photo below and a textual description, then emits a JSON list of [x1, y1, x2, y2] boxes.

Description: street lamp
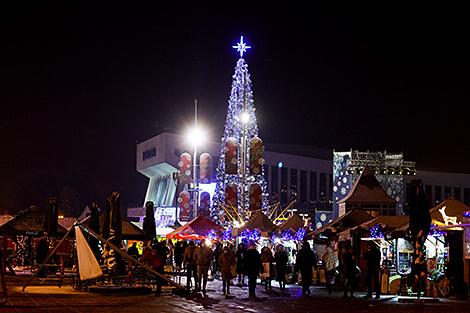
[[186, 100, 207, 219]]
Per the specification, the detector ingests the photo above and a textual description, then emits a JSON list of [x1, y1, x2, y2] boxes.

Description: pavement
[[1, 275, 469, 312]]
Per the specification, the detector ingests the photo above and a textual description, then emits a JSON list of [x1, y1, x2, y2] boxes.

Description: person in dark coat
[[243, 242, 264, 299], [341, 241, 357, 298], [274, 244, 289, 291], [236, 243, 246, 286], [127, 242, 139, 258], [295, 241, 316, 295], [174, 241, 184, 270], [212, 242, 222, 278], [183, 241, 197, 291], [365, 241, 381, 299]]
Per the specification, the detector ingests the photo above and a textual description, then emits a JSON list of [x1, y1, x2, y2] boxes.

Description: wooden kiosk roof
[[338, 167, 395, 204]]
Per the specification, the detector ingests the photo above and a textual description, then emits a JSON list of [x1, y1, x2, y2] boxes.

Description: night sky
[[1, 4, 470, 213]]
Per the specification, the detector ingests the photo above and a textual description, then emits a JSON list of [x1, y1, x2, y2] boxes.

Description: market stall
[[271, 214, 307, 277], [385, 198, 470, 298], [165, 215, 224, 240]]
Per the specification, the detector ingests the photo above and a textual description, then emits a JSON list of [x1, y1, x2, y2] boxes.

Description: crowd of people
[[30, 233, 381, 300], [130, 239, 323, 299]]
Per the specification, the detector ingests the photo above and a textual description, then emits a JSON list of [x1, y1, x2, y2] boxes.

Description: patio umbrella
[[88, 201, 100, 234], [143, 201, 156, 241], [87, 201, 101, 256], [407, 179, 431, 298], [101, 191, 122, 245], [43, 197, 59, 236], [100, 192, 125, 275]]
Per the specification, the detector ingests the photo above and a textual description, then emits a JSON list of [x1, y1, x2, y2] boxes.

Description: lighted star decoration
[[232, 36, 251, 58]]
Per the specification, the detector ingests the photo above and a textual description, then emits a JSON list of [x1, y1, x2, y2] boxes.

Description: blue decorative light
[[232, 36, 251, 58], [281, 230, 294, 241], [206, 229, 218, 240], [430, 224, 446, 237], [221, 228, 233, 241], [464, 211, 470, 218], [275, 228, 306, 241], [296, 228, 306, 241], [277, 161, 283, 168], [369, 224, 384, 239], [240, 228, 261, 245]]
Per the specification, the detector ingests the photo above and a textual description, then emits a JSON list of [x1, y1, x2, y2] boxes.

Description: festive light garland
[[221, 228, 233, 241], [369, 224, 384, 239], [240, 228, 261, 245], [296, 228, 306, 241], [464, 211, 470, 218], [429, 224, 446, 237], [206, 229, 218, 241], [272, 228, 307, 242]]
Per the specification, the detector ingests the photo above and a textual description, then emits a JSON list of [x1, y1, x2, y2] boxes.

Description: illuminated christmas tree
[[211, 36, 269, 225]]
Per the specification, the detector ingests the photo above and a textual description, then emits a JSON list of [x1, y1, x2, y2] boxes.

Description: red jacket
[[141, 249, 162, 270]]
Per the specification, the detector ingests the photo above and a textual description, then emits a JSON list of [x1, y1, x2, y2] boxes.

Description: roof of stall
[[166, 215, 224, 240], [277, 213, 305, 232], [241, 211, 277, 233], [338, 167, 395, 204], [358, 215, 409, 231], [429, 198, 470, 226], [307, 209, 374, 238]]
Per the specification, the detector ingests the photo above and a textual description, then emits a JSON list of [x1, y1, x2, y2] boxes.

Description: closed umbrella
[[407, 179, 431, 299], [143, 201, 156, 242], [43, 197, 59, 236], [88, 201, 100, 234], [87, 201, 101, 257], [101, 192, 124, 276], [101, 192, 122, 245]]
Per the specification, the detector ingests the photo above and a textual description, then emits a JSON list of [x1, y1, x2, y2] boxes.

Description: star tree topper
[[232, 36, 251, 58]]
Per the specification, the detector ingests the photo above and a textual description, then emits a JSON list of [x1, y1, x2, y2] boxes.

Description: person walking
[[295, 241, 316, 296], [341, 241, 357, 298], [174, 241, 184, 271], [235, 243, 246, 286], [173, 241, 184, 283], [183, 241, 197, 291], [260, 246, 273, 291], [218, 246, 236, 297], [243, 241, 263, 300], [212, 242, 222, 278], [365, 241, 381, 299], [322, 241, 338, 294], [194, 241, 212, 294], [274, 244, 289, 291]]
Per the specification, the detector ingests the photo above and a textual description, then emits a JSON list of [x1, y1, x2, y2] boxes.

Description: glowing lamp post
[[186, 100, 207, 219]]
